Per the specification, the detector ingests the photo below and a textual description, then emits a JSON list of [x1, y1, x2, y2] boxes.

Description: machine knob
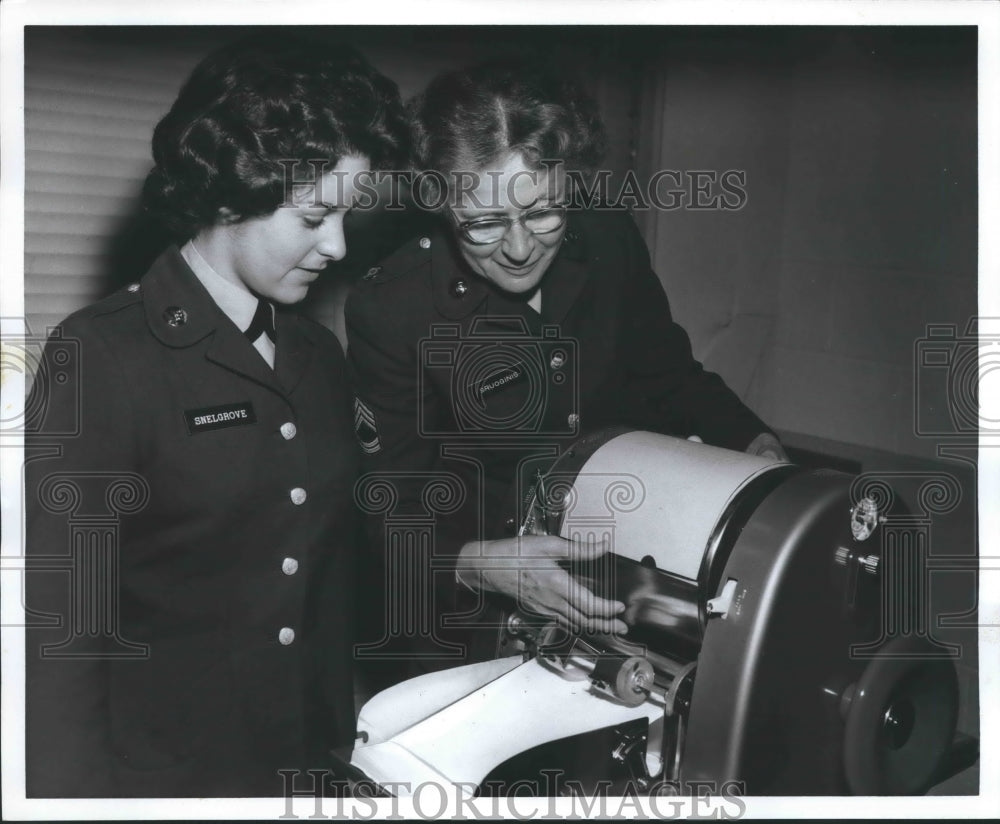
[[850, 496, 880, 541], [834, 547, 879, 575], [613, 657, 655, 707], [587, 655, 655, 707]]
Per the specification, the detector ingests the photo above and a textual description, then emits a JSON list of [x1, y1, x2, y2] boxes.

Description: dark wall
[[632, 28, 977, 459]]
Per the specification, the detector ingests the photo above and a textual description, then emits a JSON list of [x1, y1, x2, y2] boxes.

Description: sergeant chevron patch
[[353, 397, 381, 454]]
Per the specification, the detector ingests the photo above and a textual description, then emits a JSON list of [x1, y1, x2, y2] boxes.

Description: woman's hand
[[456, 535, 628, 635], [745, 431, 789, 461]]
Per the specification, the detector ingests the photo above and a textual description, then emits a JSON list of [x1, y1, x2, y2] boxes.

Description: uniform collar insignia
[[431, 229, 488, 320], [142, 246, 219, 348], [430, 211, 592, 321], [559, 211, 589, 262], [141, 245, 316, 395]]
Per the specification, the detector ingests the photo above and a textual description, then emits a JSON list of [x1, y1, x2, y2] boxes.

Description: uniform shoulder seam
[[65, 287, 143, 323], [356, 236, 434, 289]]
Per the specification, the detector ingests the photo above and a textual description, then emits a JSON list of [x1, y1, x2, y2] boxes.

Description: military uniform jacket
[[25, 246, 359, 797], [345, 210, 772, 663]]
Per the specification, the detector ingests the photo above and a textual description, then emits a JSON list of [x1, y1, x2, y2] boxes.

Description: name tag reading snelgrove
[[184, 402, 257, 434]]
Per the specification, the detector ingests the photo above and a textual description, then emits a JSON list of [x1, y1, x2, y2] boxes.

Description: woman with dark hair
[[345, 60, 785, 679], [25, 34, 407, 797]]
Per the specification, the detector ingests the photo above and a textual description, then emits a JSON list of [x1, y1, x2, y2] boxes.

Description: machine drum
[[841, 635, 959, 795]]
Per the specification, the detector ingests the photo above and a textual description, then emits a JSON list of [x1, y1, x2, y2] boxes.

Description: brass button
[[278, 627, 295, 645], [282, 557, 299, 576], [290, 487, 307, 506], [567, 413, 580, 429], [280, 422, 297, 440], [419, 237, 432, 249], [450, 279, 469, 298], [162, 306, 187, 327], [550, 351, 566, 369]]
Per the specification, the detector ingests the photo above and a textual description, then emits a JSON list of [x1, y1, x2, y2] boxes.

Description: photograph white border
[[2, 0, 997, 819]]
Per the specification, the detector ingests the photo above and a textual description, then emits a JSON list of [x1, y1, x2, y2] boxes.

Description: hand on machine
[[456, 534, 629, 636]]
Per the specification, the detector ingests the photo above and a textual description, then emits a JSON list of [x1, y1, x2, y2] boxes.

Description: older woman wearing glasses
[[345, 60, 785, 682]]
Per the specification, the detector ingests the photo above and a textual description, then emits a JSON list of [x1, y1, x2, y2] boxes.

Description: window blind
[[24, 29, 209, 336]]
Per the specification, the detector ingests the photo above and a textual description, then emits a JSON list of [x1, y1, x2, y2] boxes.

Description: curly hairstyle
[[143, 34, 408, 239], [408, 59, 607, 207]]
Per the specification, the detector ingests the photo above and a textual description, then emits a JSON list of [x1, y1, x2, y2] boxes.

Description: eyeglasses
[[452, 205, 569, 246]]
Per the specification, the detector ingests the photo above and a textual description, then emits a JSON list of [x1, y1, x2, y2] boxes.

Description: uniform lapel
[[428, 215, 592, 327], [539, 215, 591, 325], [431, 228, 488, 321], [143, 246, 216, 348], [204, 315, 284, 395], [273, 310, 315, 395], [143, 246, 283, 395]]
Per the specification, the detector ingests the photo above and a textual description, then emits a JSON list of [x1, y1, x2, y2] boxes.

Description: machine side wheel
[[842, 635, 959, 795]]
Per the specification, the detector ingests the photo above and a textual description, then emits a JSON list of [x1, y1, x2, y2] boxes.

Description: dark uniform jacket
[[345, 209, 773, 673], [25, 246, 359, 798]]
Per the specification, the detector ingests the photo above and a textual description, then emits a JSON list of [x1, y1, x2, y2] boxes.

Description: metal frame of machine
[[347, 429, 966, 797]]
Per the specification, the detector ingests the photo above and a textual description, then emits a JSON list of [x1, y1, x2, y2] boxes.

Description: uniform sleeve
[[24, 319, 134, 797], [345, 285, 435, 479], [345, 285, 477, 615], [616, 215, 773, 452]]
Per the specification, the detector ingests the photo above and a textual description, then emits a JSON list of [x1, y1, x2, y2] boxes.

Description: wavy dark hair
[[408, 59, 607, 207], [143, 34, 408, 239]]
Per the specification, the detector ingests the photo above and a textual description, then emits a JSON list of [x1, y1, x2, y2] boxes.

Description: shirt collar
[[431, 211, 590, 321], [180, 240, 260, 334]]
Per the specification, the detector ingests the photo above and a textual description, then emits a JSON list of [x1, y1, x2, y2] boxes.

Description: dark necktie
[[245, 300, 276, 344]]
